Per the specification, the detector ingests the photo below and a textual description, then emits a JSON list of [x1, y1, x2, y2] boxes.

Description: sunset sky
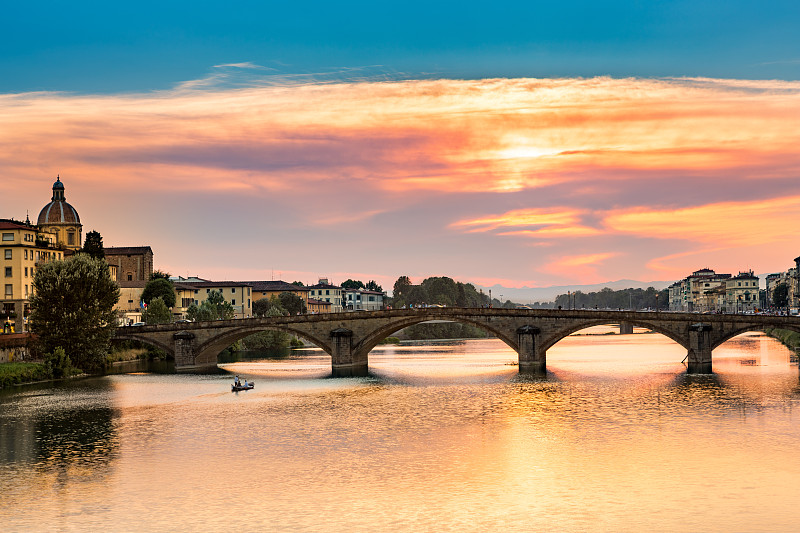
[[2, 2, 800, 296]]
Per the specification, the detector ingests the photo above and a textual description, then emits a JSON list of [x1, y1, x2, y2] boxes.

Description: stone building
[[105, 246, 154, 283]]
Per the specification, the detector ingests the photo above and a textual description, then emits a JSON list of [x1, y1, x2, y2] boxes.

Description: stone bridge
[[113, 308, 800, 376]]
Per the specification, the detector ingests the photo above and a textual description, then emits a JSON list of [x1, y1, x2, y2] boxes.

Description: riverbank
[[764, 328, 800, 354], [0, 362, 49, 389], [0, 347, 150, 389]]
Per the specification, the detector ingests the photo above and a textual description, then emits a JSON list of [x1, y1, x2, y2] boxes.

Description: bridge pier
[[619, 322, 634, 335], [687, 323, 713, 374], [330, 328, 368, 377], [517, 325, 546, 374], [173, 331, 199, 370]]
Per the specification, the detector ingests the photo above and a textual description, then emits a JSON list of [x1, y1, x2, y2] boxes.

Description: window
[[231, 288, 235, 294], [2, 233, 13, 242], [247, 299, 250, 307], [232, 299, 236, 306], [24, 267, 28, 277], [5, 284, 12, 296], [67, 232, 75, 245], [207, 288, 210, 293], [4, 249, 10, 259], [127, 274, 133, 281], [326, 290, 330, 295], [25, 285, 28, 296], [194, 289, 199, 294], [247, 288, 251, 295], [4, 267, 11, 277], [24, 249, 28, 260]]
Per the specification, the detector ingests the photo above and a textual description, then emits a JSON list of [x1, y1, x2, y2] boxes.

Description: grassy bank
[[764, 328, 800, 351], [107, 347, 149, 364], [0, 362, 50, 389]]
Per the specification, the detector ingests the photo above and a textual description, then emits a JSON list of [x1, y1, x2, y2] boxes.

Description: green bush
[[0, 362, 50, 389], [44, 346, 75, 379]]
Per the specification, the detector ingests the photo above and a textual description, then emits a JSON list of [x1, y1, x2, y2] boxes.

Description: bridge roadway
[[114, 308, 800, 376]]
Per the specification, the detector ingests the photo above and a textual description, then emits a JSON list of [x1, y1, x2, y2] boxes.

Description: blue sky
[[4, 1, 800, 93]]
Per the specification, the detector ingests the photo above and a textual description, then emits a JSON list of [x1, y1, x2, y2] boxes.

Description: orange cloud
[[604, 196, 800, 246], [541, 253, 619, 284], [2, 77, 799, 199], [4, 75, 800, 288], [450, 207, 599, 237]]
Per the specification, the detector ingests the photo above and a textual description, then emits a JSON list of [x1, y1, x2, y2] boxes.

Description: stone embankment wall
[[0, 333, 34, 363]]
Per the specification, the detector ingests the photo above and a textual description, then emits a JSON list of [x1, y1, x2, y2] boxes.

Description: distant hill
[[475, 279, 674, 304]]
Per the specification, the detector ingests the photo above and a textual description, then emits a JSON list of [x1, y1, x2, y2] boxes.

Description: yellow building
[[725, 271, 760, 313], [307, 298, 332, 314], [1, 219, 65, 332], [306, 278, 343, 312], [173, 281, 253, 319]]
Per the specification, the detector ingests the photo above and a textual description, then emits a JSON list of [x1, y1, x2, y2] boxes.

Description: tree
[[341, 279, 365, 290], [365, 280, 383, 292], [82, 230, 104, 259], [773, 283, 789, 308], [186, 290, 234, 322], [150, 270, 171, 281], [29, 254, 120, 373], [241, 305, 291, 349], [253, 295, 287, 317], [142, 297, 172, 324], [278, 291, 307, 315], [141, 277, 176, 308], [291, 281, 305, 286], [186, 302, 214, 322], [393, 276, 412, 301]]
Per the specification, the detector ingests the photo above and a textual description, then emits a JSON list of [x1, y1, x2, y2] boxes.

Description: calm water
[[2, 328, 799, 532]]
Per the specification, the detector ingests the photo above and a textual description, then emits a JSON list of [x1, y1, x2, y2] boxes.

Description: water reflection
[[1, 332, 799, 531]]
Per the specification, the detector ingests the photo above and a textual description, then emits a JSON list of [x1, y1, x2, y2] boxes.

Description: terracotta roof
[[173, 281, 250, 290], [0, 220, 36, 230], [250, 280, 307, 292], [38, 200, 80, 225], [307, 283, 342, 290]]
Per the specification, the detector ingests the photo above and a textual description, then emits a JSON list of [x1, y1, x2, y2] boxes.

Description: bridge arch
[[192, 325, 333, 367], [709, 323, 800, 350], [351, 313, 521, 361], [539, 318, 689, 353], [113, 333, 175, 356]]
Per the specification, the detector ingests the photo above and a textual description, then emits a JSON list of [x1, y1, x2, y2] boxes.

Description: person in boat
[[234, 375, 240, 386]]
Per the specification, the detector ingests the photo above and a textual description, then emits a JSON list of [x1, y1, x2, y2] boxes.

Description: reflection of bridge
[[113, 308, 800, 376]]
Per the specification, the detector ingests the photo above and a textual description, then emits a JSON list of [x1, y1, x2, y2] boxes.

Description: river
[[1, 328, 799, 532]]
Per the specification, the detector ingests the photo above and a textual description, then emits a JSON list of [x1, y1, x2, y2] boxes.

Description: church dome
[[37, 176, 81, 225]]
